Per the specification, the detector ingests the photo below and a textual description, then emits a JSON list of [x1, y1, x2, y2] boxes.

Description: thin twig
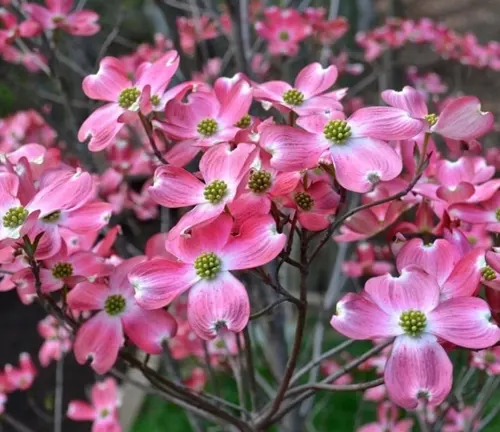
[[290, 339, 356, 385], [249, 298, 290, 320], [465, 376, 500, 432], [286, 377, 384, 397], [1, 414, 35, 432], [243, 327, 258, 411], [260, 339, 394, 426], [53, 357, 64, 432], [139, 113, 168, 164], [257, 230, 309, 429]]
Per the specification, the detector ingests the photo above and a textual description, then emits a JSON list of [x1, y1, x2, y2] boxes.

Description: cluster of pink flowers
[[37, 315, 72, 367], [357, 17, 500, 69], [3, 0, 500, 427], [255, 6, 348, 56], [0, 353, 37, 414], [0, 0, 99, 71]]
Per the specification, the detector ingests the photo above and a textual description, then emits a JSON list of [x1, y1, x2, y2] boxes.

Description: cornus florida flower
[[413, 155, 500, 206], [23, 169, 111, 259], [5, 353, 36, 391], [13, 244, 114, 298], [449, 191, 500, 234], [282, 180, 340, 231], [381, 86, 494, 143], [228, 154, 300, 224], [0, 10, 40, 45], [255, 7, 312, 56], [37, 315, 72, 367], [470, 347, 500, 375], [156, 77, 253, 167], [23, 0, 99, 36], [68, 257, 177, 373], [0, 166, 95, 251], [396, 238, 485, 300], [67, 378, 121, 432], [79, 51, 182, 151], [254, 63, 343, 116], [260, 106, 423, 192], [149, 143, 256, 236], [357, 401, 413, 432], [442, 407, 477, 432], [335, 187, 412, 242], [129, 214, 286, 340], [342, 242, 393, 278], [331, 266, 500, 408]]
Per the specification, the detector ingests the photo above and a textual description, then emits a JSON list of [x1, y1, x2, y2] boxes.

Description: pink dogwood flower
[[129, 214, 286, 340], [79, 51, 181, 151], [382, 86, 494, 143], [0, 166, 97, 255], [255, 7, 312, 56], [23, 0, 100, 36], [67, 377, 121, 432], [343, 242, 393, 278], [13, 244, 113, 298], [414, 156, 500, 206], [331, 266, 500, 408], [228, 153, 300, 224], [442, 407, 477, 432], [470, 347, 500, 375], [157, 77, 253, 166], [37, 315, 72, 367], [5, 353, 36, 390], [282, 179, 340, 231], [396, 237, 484, 300], [260, 107, 423, 192], [358, 401, 413, 432], [449, 191, 500, 234], [0, 9, 41, 45], [68, 257, 178, 373], [254, 63, 343, 116], [335, 187, 413, 242], [149, 142, 256, 236]]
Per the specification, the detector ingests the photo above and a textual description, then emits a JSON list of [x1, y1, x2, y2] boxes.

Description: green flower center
[[295, 192, 314, 211], [194, 252, 221, 280], [100, 408, 110, 418], [399, 309, 427, 337], [150, 94, 161, 106], [235, 114, 252, 128], [197, 118, 218, 137], [104, 294, 126, 316], [481, 266, 497, 281], [248, 170, 272, 193], [52, 262, 73, 279], [279, 31, 289, 41], [42, 210, 61, 223], [118, 87, 141, 109], [3, 207, 28, 229], [496, 208, 500, 222], [282, 89, 305, 106], [204, 180, 228, 204], [424, 113, 438, 126], [323, 119, 352, 145]]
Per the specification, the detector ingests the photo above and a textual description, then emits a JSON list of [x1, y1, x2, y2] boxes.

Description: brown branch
[[138, 113, 168, 164], [286, 377, 384, 399], [257, 230, 309, 429], [260, 338, 394, 426]]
